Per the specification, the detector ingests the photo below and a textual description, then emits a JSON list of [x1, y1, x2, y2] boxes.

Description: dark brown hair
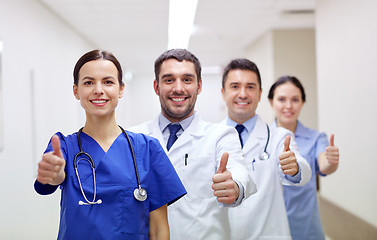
[[73, 50, 123, 86], [268, 75, 306, 102]]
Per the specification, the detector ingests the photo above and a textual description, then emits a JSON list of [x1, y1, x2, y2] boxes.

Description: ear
[[258, 88, 263, 102], [73, 85, 80, 100], [153, 80, 159, 96], [221, 87, 226, 101], [197, 79, 202, 95], [119, 84, 125, 98], [269, 98, 273, 107]]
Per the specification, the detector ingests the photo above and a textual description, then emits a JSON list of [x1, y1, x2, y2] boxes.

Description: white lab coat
[[129, 113, 257, 240], [224, 115, 311, 240]]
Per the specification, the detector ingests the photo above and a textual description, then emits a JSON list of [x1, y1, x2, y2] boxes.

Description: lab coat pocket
[[181, 155, 215, 200]]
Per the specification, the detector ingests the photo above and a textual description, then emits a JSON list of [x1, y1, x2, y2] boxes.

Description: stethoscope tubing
[[74, 126, 147, 205]]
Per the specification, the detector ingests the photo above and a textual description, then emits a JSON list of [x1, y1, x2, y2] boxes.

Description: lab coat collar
[[242, 116, 267, 154], [167, 112, 204, 152], [221, 115, 267, 154], [148, 112, 205, 152]]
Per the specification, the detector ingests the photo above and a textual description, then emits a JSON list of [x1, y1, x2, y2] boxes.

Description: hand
[[212, 152, 239, 204], [279, 135, 299, 176], [325, 134, 339, 165], [37, 135, 66, 185]]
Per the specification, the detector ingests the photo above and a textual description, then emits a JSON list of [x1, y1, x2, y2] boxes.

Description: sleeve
[[142, 136, 186, 212], [215, 126, 257, 204], [34, 132, 67, 195], [316, 132, 329, 158]]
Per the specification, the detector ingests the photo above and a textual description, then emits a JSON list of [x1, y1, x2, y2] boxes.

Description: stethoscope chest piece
[[259, 151, 269, 160], [134, 187, 147, 201]]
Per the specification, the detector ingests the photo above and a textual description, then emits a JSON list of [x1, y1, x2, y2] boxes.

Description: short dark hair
[[268, 75, 306, 102], [73, 50, 123, 86], [154, 49, 201, 82], [222, 58, 262, 89]]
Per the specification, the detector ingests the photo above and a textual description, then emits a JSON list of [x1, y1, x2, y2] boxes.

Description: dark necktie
[[167, 124, 181, 150], [235, 124, 245, 147]]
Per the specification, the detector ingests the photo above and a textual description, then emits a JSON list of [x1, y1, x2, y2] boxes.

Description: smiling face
[[154, 59, 202, 122], [73, 59, 124, 119], [221, 69, 262, 124], [269, 82, 304, 127]]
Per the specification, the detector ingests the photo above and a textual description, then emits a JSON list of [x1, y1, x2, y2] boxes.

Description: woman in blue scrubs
[[34, 50, 186, 240], [268, 76, 340, 240]]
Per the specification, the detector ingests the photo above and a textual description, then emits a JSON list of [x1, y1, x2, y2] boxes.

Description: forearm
[[149, 205, 169, 240]]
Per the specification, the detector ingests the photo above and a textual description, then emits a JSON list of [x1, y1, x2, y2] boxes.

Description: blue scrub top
[[280, 121, 328, 240], [35, 130, 186, 240]]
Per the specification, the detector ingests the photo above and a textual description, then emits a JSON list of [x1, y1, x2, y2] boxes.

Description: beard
[[159, 93, 197, 122]]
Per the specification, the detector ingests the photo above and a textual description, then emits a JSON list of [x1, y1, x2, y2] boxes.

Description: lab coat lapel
[[242, 116, 267, 156], [168, 113, 203, 152]]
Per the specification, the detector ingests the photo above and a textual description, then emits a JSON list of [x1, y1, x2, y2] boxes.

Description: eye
[[292, 98, 300, 102], [105, 80, 115, 85], [278, 97, 285, 102], [183, 78, 192, 83], [83, 80, 93, 85], [163, 78, 173, 83]]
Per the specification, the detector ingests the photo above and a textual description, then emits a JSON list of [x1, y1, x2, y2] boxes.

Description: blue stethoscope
[[74, 126, 147, 206], [259, 124, 270, 160]]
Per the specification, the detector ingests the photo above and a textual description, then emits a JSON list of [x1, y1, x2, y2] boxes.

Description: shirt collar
[[159, 111, 196, 133], [226, 114, 258, 134], [294, 120, 308, 138], [273, 119, 308, 138]]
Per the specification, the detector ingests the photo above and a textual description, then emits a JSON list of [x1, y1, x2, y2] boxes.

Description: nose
[[286, 100, 292, 108], [238, 87, 247, 98], [94, 83, 104, 95], [173, 80, 184, 93]]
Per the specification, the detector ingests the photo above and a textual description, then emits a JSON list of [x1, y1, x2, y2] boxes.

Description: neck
[[229, 113, 255, 125], [277, 119, 297, 133], [83, 113, 120, 140]]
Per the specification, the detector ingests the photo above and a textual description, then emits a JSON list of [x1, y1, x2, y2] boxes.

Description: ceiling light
[[168, 0, 198, 49]]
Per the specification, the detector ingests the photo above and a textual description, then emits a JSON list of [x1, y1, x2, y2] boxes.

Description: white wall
[[273, 29, 318, 129], [246, 29, 317, 127], [246, 32, 276, 123], [0, 0, 93, 239], [316, 0, 377, 228]]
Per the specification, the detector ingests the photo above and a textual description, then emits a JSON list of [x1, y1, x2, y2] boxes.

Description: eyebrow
[[160, 73, 196, 79], [81, 76, 115, 81], [229, 82, 257, 86]]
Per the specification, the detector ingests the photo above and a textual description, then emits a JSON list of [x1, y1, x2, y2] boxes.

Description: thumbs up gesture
[[212, 152, 239, 204], [325, 134, 339, 166], [37, 135, 66, 185], [279, 135, 299, 176]]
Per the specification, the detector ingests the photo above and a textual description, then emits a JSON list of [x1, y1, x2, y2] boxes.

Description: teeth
[[92, 100, 106, 104], [172, 98, 185, 102], [237, 102, 248, 105]]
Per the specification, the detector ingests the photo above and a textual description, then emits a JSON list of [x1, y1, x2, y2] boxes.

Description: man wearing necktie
[[220, 58, 312, 240], [129, 49, 257, 240]]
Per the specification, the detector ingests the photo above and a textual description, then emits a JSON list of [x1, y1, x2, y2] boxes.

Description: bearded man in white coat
[[129, 49, 257, 240], [221, 58, 312, 240]]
